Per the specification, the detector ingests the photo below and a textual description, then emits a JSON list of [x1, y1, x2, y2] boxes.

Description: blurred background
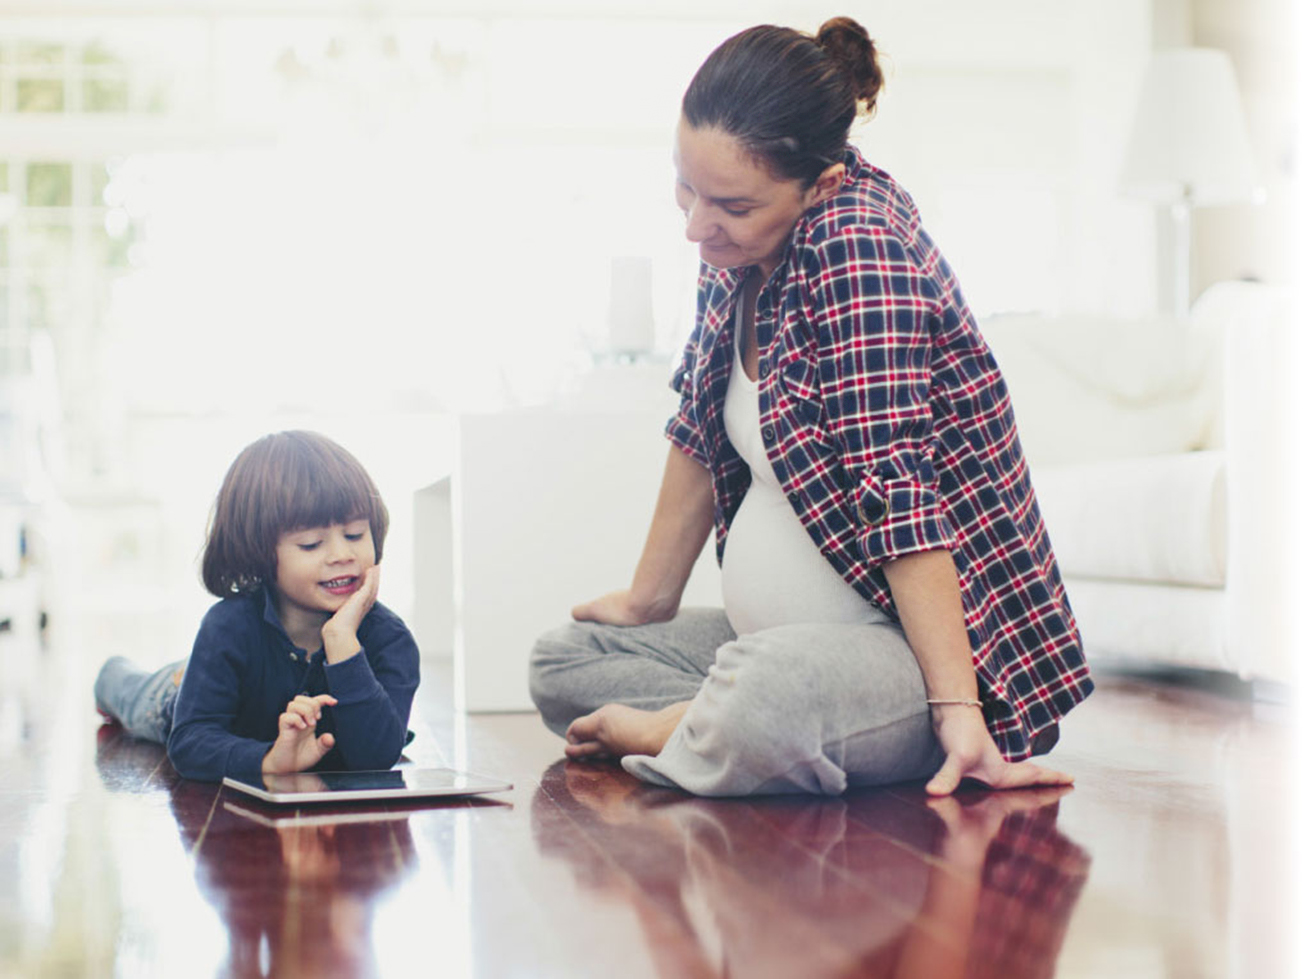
[[0, 0, 1299, 673]]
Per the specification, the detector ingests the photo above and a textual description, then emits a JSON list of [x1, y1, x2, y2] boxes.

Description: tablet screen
[[222, 767, 512, 804]]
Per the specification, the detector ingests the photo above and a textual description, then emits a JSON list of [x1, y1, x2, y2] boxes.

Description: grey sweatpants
[[529, 608, 945, 797]]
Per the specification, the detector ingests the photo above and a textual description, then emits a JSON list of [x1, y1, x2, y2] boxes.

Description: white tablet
[[221, 767, 512, 805]]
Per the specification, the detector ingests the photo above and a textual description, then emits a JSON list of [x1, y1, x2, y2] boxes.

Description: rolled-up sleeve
[[664, 337, 711, 469], [809, 228, 956, 563]]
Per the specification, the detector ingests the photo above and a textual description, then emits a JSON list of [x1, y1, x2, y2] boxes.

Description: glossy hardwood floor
[[0, 623, 1295, 978]]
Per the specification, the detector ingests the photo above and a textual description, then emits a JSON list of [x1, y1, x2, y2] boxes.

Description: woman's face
[[673, 117, 830, 276]]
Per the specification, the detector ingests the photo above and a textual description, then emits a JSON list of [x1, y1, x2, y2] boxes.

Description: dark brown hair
[[681, 17, 884, 186], [200, 430, 388, 597]]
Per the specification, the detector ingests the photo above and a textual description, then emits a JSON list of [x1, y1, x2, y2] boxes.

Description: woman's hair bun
[[816, 16, 882, 115]]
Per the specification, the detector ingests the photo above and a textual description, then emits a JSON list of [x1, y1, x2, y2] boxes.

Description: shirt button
[[860, 499, 887, 525], [788, 492, 799, 504], [762, 426, 775, 442], [289, 652, 297, 661]]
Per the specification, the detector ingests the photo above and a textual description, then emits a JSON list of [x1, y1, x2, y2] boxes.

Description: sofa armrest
[[1201, 281, 1293, 683]]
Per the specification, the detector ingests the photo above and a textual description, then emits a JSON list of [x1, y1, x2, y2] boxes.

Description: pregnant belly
[[720, 482, 887, 636]]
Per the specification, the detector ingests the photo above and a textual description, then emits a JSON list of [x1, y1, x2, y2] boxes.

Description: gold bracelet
[[926, 698, 984, 708]]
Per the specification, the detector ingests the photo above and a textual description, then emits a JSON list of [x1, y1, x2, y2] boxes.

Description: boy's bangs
[[274, 449, 378, 534]]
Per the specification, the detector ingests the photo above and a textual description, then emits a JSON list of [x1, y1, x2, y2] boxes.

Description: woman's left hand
[[925, 705, 1073, 796]]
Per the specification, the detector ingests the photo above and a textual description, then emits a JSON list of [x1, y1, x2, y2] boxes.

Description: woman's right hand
[[571, 590, 676, 627]]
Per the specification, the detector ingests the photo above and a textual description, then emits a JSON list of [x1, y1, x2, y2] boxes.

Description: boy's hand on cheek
[[262, 694, 338, 774], [322, 566, 380, 663]]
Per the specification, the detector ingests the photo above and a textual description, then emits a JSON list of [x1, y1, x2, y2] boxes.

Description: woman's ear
[[806, 163, 846, 207]]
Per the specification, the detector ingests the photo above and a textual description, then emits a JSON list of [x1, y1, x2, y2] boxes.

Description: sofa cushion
[[1031, 451, 1225, 587], [981, 312, 1221, 465]]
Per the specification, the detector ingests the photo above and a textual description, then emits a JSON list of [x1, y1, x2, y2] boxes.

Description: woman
[[530, 17, 1093, 797]]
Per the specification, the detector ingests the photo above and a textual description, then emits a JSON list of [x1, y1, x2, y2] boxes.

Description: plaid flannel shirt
[[665, 145, 1092, 759]]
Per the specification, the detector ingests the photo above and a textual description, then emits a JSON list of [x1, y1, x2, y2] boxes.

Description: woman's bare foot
[[564, 702, 690, 760]]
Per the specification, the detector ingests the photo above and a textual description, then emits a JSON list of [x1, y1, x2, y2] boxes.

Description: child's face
[[273, 519, 377, 619]]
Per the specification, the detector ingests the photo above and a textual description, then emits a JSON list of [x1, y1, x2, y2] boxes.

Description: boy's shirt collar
[[258, 585, 315, 657]]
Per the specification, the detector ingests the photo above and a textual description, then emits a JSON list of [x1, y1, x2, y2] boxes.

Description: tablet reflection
[[169, 780, 417, 978], [532, 761, 1089, 978]]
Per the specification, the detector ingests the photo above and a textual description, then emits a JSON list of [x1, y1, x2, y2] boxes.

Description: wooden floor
[[0, 626, 1296, 978]]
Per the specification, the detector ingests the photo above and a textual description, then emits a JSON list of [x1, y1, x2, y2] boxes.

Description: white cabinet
[[414, 364, 720, 712]]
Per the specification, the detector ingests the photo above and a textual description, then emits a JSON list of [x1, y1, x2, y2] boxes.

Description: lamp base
[[1168, 199, 1192, 321]]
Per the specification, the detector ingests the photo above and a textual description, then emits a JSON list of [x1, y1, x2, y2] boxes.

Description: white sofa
[[981, 281, 1292, 687]]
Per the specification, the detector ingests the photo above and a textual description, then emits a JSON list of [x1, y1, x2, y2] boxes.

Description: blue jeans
[[94, 656, 187, 744]]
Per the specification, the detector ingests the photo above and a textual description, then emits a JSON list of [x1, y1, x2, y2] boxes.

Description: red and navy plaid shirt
[[665, 145, 1092, 760]]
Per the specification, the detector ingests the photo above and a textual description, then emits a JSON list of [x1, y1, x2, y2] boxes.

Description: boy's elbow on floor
[[165, 735, 220, 783], [166, 750, 209, 783], [165, 737, 189, 778], [348, 736, 405, 771]]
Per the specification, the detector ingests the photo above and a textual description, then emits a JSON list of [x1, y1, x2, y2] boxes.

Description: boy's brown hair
[[200, 431, 389, 597]]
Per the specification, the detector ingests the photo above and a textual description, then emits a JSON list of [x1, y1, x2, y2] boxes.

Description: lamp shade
[[1119, 48, 1261, 206]]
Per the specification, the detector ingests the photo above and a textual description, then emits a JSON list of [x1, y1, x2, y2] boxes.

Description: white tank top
[[720, 292, 889, 635]]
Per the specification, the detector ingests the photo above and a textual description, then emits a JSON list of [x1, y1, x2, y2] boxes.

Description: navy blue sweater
[[167, 588, 420, 782]]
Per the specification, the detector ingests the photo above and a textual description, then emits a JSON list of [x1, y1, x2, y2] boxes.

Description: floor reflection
[[533, 761, 1090, 979], [174, 785, 417, 978], [90, 729, 419, 979], [93, 721, 170, 790], [5, 643, 1285, 978]]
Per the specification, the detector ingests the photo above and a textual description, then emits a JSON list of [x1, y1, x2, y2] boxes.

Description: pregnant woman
[[529, 17, 1093, 796]]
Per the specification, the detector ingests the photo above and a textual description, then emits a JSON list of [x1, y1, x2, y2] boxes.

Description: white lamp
[[605, 256, 656, 360], [1119, 48, 1263, 319]]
